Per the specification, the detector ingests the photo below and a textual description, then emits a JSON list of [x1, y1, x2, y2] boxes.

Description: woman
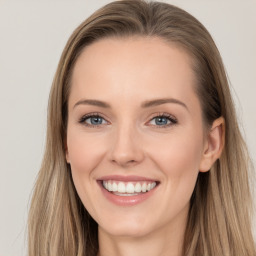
[[28, 0, 256, 255]]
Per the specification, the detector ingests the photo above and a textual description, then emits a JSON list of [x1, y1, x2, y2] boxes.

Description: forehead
[[70, 36, 198, 108]]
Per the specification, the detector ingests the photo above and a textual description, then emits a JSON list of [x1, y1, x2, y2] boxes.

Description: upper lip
[[98, 175, 159, 182]]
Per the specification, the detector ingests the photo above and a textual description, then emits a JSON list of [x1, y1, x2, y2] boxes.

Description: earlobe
[[199, 116, 225, 172]]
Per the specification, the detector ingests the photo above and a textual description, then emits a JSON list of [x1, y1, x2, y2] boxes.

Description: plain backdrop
[[0, 1, 255, 255]]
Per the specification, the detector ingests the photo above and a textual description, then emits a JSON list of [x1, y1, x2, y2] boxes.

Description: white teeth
[[112, 182, 118, 192], [114, 193, 139, 197], [103, 180, 158, 194], [108, 182, 113, 191], [142, 183, 147, 192], [117, 182, 126, 193], [151, 182, 156, 189], [134, 183, 142, 193], [126, 183, 135, 193]]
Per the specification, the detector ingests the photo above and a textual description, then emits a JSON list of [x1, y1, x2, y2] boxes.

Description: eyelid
[[78, 111, 178, 128], [146, 112, 178, 128], [78, 112, 110, 127]]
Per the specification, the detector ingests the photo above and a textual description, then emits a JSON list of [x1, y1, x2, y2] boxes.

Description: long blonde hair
[[28, 1, 255, 255]]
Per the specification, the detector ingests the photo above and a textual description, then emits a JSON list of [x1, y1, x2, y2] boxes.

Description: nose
[[109, 124, 144, 167]]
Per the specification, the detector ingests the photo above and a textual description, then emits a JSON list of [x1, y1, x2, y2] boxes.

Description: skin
[[66, 36, 224, 256]]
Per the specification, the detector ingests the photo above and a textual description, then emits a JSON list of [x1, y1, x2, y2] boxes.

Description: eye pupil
[[91, 116, 102, 125], [155, 117, 168, 125]]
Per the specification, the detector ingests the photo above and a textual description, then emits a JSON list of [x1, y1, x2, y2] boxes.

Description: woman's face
[[66, 37, 210, 238]]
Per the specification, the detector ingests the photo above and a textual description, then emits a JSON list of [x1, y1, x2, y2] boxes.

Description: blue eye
[[88, 116, 104, 125], [79, 112, 177, 128], [154, 116, 169, 125], [79, 114, 107, 127], [149, 114, 177, 127]]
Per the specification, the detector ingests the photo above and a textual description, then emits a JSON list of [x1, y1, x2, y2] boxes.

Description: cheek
[[146, 128, 204, 199], [66, 129, 107, 202], [66, 129, 109, 215], [148, 127, 203, 172], [67, 129, 107, 176]]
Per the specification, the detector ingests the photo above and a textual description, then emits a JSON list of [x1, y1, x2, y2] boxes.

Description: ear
[[199, 116, 225, 172]]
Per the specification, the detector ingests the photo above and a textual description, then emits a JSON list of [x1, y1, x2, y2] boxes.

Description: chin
[[99, 216, 154, 238]]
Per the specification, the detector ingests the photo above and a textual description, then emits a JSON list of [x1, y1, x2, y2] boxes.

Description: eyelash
[[78, 112, 108, 129], [148, 112, 178, 128], [78, 112, 178, 129]]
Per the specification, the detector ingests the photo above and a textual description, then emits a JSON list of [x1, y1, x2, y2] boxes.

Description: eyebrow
[[73, 98, 188, 111], [73, 99, 111, 109], [141, 98, 188, 110]]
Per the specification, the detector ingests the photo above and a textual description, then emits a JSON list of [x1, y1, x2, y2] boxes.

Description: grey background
[[0, 1, 255, 255]]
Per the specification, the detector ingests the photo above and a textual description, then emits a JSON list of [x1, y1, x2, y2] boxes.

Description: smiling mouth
[[101, 180, 159, 196]]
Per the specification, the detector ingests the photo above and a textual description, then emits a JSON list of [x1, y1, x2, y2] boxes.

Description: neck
[[97, 208, 188, 256]]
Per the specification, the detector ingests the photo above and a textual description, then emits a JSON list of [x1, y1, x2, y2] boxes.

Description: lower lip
[[98, 181, 158, 206]]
